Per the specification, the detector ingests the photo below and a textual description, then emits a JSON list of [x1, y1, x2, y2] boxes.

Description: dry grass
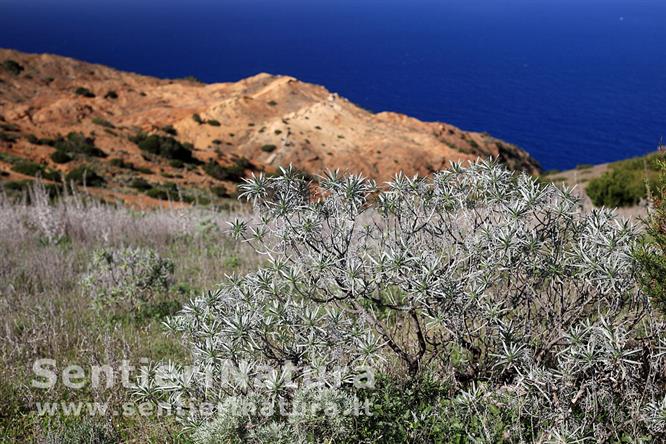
[[0, 184, 259, 442]]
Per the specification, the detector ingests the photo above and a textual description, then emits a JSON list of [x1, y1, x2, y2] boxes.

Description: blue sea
[[1, 0, 665, 170]]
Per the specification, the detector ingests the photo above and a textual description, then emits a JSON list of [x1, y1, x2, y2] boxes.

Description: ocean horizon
[[1, 0, 664, 170]]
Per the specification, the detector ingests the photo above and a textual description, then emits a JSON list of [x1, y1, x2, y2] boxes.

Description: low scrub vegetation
[[109, 157, 152, 174], [53, 132, 107, 158], [162, 125, 177, 136], [0, 154, 60, 181], [128, 177, 153, 191], [3, 161, 666, 442], [91, 116, 115, 129], [1, 59, 24, 75], [586, 152, 664, 207], [65, 165, 105, 187], [129, 161, 666, 442], [636, 157, 666, 314], [130, 132, 198, 164], [81, 247, 174, 313], [202, 158, 249, 182], [0, 184, 253, 440], [140, 182, 196, 203], [49, 150, 73, 164], [11, 159, 61, 181], [74, 86, 95, 98]]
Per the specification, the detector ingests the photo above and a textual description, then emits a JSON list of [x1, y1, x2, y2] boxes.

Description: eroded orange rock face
[[0, 48, 540, 205]]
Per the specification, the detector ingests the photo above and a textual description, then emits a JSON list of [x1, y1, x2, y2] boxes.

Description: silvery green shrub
[[153, 161, 666, 442], [81, 247, 174, 311]]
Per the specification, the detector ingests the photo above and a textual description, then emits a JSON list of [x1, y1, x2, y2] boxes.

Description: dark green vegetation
[[92, 117, 115, 129], [74, 86, 95, 98], [0, 153, 60, 181], [49, 150, 73, 164], [11, 159, 61, 181], [104, 90, 118, 100], [162, 125, 178, 136], [261, 144, 277, 153], [129, 133, 198, 164], [109, 158, 153, 174], [203, 158, 250, 182], [346, 375, 519, 443], [0, 121, 21, 143], [586, 152, 664, 207], [143, 182, 186, 202], [206, 119, 221, 127], [129, 181, 205, 204], [65, 165, 105, 187], [1, 59, 24, 75], [128, 177, 153, 191], [53, 132, 107, 158], [636, 157, 666, 316]]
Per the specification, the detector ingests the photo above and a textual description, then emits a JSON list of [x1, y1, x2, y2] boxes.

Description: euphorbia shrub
[[152, 161, 666, 442]]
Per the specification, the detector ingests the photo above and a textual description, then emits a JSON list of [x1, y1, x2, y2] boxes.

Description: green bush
[[74, 87, 95, 98], [192, 114, 203, 124], [586, 168, 648, 207], [104, 90, 118, 100], [65, 166, 105, 187], [50, 150, 73, 164], [129, 133, 197, 164], [1, 59, 24, 76], [141, 182, 194, 202], [1, 180, 32, 192], [129, 177, 153, 191], [211, 185, 231, 198], [92, 117, 115, 129], [109, 158, 152, 174], [206, 119, 221, 127], [0, 131, 18, 143], [346, 374, 517, 443], [162, 125, 177, 136], [0, 122, 19, 132], [28, 135, 56, 146], [10, 159, 60, 181], [109, 158, 125, 168], [636, 158, 666, 315], [586, 153, 665, 207], [261, 144, 277, 153], [11, 160, 42, 177], [169, 159, 184, 169], [203, 159, 246, 182], [54, 132, 107, 158], [145, 188, 170, 200]]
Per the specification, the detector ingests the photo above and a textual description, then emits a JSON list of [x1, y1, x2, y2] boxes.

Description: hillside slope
[[0, 49, 540, 205]]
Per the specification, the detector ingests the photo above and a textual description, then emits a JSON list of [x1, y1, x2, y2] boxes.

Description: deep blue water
[[1, 0, 665, 170]]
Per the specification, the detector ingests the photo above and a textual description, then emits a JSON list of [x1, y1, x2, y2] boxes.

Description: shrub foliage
[[130, 133, 198, 164], [637, 157, 666, 315], [144, 161, 666, 442], [81, 247, 174, 312]]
